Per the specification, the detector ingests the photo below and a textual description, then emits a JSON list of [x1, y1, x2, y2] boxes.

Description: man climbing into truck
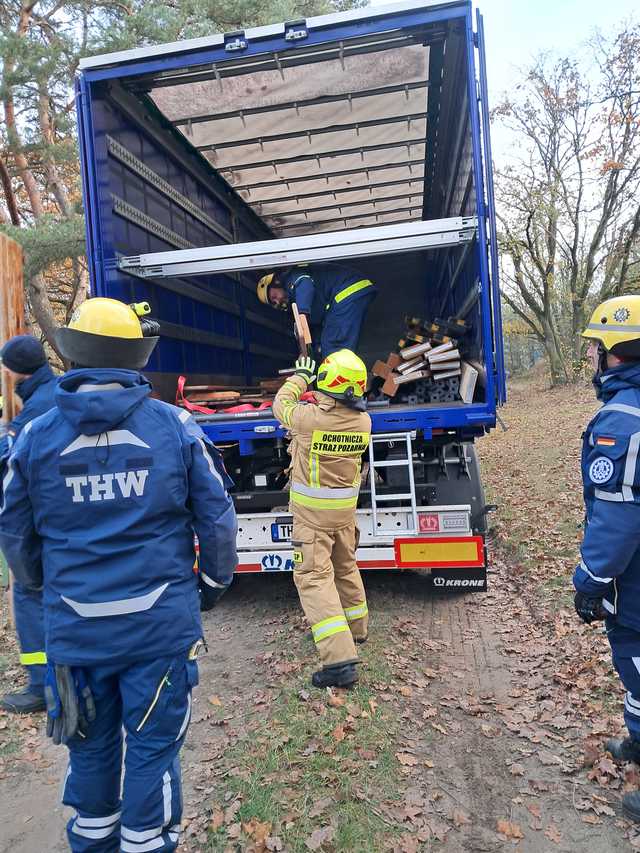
[[257, 263, 377, 359], [273, 348, 371, 688]]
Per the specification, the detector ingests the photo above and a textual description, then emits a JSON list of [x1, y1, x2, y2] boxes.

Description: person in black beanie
[[0, 334, 56, 713]]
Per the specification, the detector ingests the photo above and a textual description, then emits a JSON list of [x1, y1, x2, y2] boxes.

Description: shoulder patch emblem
[[589, 456, 615, 485], [614, 307, 631, 323]]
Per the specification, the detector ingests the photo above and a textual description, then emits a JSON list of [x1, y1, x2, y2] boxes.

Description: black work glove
[[199, 578, 231, 612], [45, 664, 96, 745], [574, 591, 606, 624], [294, 356, 316, 384]]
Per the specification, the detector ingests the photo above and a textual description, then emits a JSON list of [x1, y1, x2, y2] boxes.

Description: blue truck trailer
[[75, 0, 505, 590]]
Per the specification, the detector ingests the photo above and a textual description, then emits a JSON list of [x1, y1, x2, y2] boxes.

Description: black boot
[[0, 688, 46, 714], [605, 737, 640, 765], [623, 791, 640, 823], [354, 635, 368, 645], [311, 662, 358, 689]]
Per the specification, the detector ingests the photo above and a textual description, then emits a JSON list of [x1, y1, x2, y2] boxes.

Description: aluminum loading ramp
[[119, 216, 477, 278]]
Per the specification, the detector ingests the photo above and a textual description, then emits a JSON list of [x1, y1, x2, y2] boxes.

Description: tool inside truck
[[76, 1, 504, 577]]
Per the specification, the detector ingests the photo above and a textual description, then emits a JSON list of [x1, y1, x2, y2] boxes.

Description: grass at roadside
[[205, 631, 404, 852]]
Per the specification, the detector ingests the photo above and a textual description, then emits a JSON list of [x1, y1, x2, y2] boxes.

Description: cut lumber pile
[[370, 313, 478, 405]]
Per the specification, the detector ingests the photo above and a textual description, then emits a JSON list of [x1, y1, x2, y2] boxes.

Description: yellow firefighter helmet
[[582, 295, 640, 358], [256, 273, 275, 306], [55, 298, 158, 369], [316, 349, 368, 410]]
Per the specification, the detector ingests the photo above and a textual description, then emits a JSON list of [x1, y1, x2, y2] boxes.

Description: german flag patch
[[596, 436, 616, 447]]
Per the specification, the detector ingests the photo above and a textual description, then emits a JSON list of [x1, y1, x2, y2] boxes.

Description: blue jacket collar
[[55, 368, 152, 435], [15, 363, 55, 403], [596, 362, 640, 402]]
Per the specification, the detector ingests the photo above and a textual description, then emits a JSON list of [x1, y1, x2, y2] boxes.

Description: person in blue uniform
[[0, 335, 56, 714], [256, 263, 377, 359], [0, 298, 237, 853], [573, 295, 640, 823]]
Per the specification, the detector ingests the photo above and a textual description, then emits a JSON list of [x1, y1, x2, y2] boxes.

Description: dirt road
[[1, 377, 638, 851], [0, 566, 633, 852]]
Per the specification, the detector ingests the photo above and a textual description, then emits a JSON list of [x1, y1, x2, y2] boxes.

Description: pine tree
[[0, 0, 364, 357]]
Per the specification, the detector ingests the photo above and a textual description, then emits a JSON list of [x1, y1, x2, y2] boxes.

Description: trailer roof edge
[[78, 0, 468, 71]]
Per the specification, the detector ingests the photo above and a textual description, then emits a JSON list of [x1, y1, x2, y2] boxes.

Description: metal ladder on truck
[[368, 431, 418, 537]]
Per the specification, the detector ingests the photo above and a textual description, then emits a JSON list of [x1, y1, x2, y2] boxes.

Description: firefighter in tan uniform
[[273, 349, 371, 688]]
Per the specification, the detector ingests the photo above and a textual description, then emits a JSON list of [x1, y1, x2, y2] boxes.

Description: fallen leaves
[[451, 808, 471, 828], [308, 797, 333, 819], [544, 822, 562, 844], [242, 817, 272, 845], [496, 819, 524, 840], [395, 752, 419, 766], [304, 825, 336, 850], [331, 724, 345, 743], [326, 689, 345, 709]]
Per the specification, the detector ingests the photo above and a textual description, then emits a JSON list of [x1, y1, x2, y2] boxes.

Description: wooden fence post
[[0, 233, 25, 597]]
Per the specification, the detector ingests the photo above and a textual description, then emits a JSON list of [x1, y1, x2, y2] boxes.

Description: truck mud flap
[[431, 567, 487, 592]]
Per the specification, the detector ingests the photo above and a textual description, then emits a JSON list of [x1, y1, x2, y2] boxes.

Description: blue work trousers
[[13, 580, 46, 694], [320, 291, 375, 359], [61, 651, 198, 852], [607, 621, 640, 741]]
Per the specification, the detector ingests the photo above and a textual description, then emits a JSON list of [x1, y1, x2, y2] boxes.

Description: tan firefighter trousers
[[292, 519, 368, 667]]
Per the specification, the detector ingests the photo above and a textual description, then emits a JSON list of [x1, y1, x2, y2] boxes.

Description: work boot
[[0, 688, 46, 714], [312, 662, 358, 689], [623, 791, 640, 823], [605, 736, 640, 765], [354, 635, 368, 645]]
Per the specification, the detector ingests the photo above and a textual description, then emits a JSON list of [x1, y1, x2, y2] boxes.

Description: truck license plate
[[271, 522, 293, 542]]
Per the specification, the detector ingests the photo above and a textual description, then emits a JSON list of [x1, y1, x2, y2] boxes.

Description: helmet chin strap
[[593, 342, 609, 382]]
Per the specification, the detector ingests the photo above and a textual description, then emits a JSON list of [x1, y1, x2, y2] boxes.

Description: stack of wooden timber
[[370, 314, 479, 404]]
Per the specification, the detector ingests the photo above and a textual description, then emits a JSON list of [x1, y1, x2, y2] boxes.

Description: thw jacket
[[573, 363, 640, 631], [273, 375, 371, 530], [0, 363, 57, 465], [0, 368, 237, 666]]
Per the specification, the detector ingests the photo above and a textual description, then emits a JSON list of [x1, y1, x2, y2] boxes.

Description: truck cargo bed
[[76, 0, 504, 438]]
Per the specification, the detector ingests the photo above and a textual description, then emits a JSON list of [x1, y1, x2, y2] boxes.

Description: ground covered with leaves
[[1, 374, 640, 852]]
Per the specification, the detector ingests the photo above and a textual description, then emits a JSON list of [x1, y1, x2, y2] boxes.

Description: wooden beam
[[0, 233, 25, 424]]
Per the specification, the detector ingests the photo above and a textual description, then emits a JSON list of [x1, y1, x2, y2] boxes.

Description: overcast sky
[[477, 0, 638, 99], [370, 0, 638, 159], [369, 0, 638, 98]]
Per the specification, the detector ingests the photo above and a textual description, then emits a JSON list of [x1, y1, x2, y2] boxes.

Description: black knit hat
[[0, 335, 47, 374]]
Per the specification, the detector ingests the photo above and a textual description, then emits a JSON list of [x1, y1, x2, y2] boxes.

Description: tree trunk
[[541, 319, 569, 386], [27, 272, 65, 361]]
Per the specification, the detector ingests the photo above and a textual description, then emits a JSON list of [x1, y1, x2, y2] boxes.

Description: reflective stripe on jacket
[[273, 375, 371, 529], [0, 368, 237, 666], [283, 264, 376, 328], [573, 363, 640, 631]]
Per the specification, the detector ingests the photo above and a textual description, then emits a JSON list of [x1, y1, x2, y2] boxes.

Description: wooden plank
[[0, 234, 24, 621], [0, 234, 25, 425], [400, 340, 432, 360], [460, 361, 479, 403], [291, 302, 312, 356]]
